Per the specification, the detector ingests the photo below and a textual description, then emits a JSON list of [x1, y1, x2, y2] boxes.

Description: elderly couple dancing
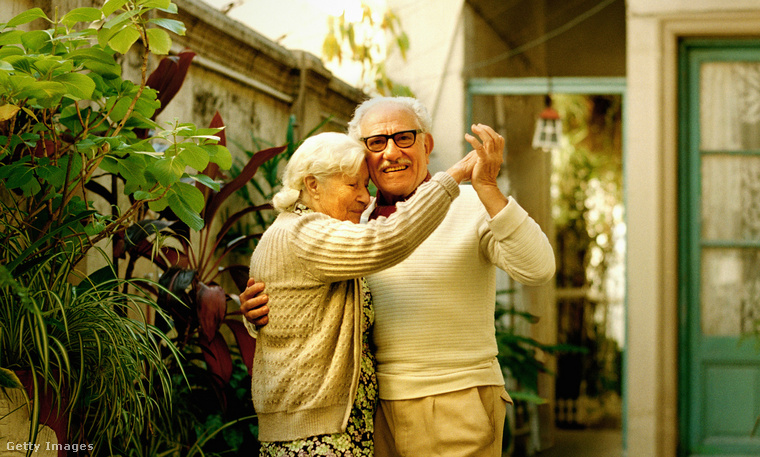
[[239, 96, 555, 457]]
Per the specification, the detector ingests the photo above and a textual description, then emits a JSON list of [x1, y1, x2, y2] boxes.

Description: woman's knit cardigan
[[246, 172, 460, 442]]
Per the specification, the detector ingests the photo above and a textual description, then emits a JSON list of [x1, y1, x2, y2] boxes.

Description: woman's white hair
[[346, 96, 432, 141], [272, 132, 366, 212]]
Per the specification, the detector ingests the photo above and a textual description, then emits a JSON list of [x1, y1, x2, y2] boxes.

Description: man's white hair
[[347, 96, 433, 142], [272, 132, 366, 212]]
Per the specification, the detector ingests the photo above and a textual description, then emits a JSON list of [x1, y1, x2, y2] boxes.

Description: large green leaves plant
[[0, 1, 231, 271], [0, 1, 232, 453]]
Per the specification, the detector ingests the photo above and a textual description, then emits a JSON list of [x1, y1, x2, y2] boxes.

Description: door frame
[[465, 76, 628, 450], [678, 38, 760, 457]]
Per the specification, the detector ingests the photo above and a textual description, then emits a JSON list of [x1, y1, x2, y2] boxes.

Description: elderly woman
[[245, 132, 474, 456]]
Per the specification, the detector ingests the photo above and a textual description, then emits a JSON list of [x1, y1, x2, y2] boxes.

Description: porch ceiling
[[466, 0, 617, 42], [465, 0, 626, 77]]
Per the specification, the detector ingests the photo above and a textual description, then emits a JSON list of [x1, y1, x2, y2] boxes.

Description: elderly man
[[242, 96, 555, 457]]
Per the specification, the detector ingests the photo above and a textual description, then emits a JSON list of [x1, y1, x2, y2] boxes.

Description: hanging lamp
[[531, 94, 563, 151]]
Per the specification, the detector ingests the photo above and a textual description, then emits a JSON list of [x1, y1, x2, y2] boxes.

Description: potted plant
[[0, 0, 231, 453]]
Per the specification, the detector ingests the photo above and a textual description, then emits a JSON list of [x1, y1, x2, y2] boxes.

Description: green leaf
[[207, 145, 232, 170], [109, 26, 141, 55], [134, 190, 157, 200], [131, 88, 160, 119], [118, 154, 151, 192], [61, 7, 102, 26], [97, 23, 120, 47], [5, 164, 41, 196], [3, 55, 30, 74], [37, 163, 67, 189], [6, 8, 48, 27], [21, 108, 38, 122], [139, 0, 172, 8], [68, 47, 117, 64], [107, 94, 133, 122], [104, 8, 142, 30], [396, 32, 410, 59], [173, 181, 205, 213], [53, 73, 96, 100], [84, 218, 107, 236], [162, 3, 179, 14], [0, 30, 24, 46], [0, 48, 23, 67], [20, 29, 52, 53], [178, 144, 210, 172], [102, 0, 131, 17], [190, 173, 220, 192], [33, 56, 68, 76], [19, 81, 66, 104], [81, 58, 122, 79], [148, 18, 186, 36], [69, 47, 121, 78], [167, 185, 204, 231], [0, 367, 23, 389], [148, 157, 184, 187], [148, 196, 169, 212], [146, 28, 171, 55]]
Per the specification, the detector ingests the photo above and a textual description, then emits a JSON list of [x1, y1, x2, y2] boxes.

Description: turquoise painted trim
[[468, 77, 627, 95], [701, 240, 760, 249], [463, 76, 627, 141], [677, 38, 692, 457], [700, 149, 760, 156], [686, 39, 708, 457], [464, 76, 629, 452]]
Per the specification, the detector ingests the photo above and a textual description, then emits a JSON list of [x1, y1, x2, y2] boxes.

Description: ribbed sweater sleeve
[[479, 196, 556, 285], [287, 172, 459, 282]]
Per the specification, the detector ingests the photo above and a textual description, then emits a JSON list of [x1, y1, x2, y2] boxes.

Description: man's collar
[[369, 172, 432, 220]]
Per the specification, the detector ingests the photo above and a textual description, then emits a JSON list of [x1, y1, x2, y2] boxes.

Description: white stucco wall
[[385, 0, 467, 173]]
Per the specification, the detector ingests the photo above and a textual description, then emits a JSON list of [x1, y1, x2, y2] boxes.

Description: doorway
[[467, 77, 627, 456]]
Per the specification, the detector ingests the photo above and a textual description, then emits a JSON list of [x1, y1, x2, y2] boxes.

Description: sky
[[197, 0, 386, 86]]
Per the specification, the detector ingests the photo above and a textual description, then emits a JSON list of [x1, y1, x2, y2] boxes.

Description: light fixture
[[531, 94, 563, 151]]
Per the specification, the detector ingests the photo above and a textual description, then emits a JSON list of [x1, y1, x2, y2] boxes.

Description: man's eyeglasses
[[360, 129, 422, 153]]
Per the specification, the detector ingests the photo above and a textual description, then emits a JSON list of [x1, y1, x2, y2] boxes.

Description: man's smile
[[383, 164, 409, 173]]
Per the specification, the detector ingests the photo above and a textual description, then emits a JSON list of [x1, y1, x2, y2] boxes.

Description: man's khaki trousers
[[374, 385, 511, 457]]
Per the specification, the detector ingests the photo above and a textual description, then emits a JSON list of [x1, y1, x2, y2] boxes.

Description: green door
[[679, 39, 760, 456]]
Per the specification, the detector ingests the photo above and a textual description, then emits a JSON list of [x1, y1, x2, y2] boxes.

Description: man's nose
[[382, 139, 403, 160]]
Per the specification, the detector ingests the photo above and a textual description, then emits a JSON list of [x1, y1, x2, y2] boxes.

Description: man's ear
[[423, 132, 434, 164], [303, 175, 320, 200]]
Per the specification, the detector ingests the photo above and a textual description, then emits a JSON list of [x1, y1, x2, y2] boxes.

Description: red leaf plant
[[109, 53, 284, 394], [122, 110, 285, 386]]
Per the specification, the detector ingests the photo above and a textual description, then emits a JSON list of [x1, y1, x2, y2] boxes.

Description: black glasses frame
[[360, 129, 422, 152]]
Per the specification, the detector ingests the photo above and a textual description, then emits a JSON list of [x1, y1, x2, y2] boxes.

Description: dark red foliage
[[146, 50, 196, 119]]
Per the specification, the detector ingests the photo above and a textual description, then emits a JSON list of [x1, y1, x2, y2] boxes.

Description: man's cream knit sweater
[[247, 172, 459, 442], [366, 186, 556, 400]]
